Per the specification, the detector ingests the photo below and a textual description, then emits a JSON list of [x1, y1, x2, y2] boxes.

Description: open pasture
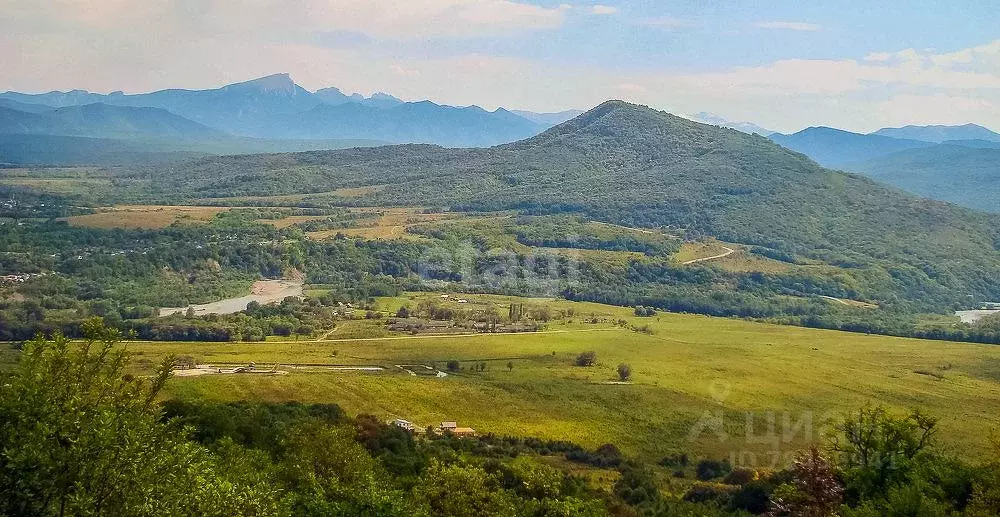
[[129, 292, 1000, 465]]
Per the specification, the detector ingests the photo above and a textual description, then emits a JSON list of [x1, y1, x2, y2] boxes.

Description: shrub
[[617, 363, 632, 381], [661, 453, 689, 467], [174, 354, 197, 369], [683, 482, 738, 506], [696, 459, 733, 480], [575, 351, 597, 367], [729, 481, 771, 513], [723, 467, 756, 485], [615, 466, 660, 506]]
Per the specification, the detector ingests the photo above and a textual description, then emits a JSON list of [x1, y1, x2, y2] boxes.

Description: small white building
[[390, 419, 416, 431]]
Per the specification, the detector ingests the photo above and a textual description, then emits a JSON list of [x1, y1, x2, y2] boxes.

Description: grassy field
[[120, 292, 1000, 467], [62, 205, 228, 229], [57, 203, 471, 241]]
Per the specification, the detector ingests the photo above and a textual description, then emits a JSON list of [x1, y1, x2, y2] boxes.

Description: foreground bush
[[0, 319, 283, 516]]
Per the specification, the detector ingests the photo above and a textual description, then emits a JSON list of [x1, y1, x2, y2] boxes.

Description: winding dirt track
[[682, 246, 735, 265]]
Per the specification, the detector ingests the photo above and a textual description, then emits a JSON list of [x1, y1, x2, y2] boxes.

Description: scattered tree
[[634, 305, 656, 317], [830, 405, 937, 498], [767, 447, 843, 517]]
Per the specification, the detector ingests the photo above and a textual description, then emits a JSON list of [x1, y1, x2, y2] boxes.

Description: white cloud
[[2, 0, 571, 41], [874, 94, 996, 126], [632, 41, 1000, 131], [613, 83, 649, 94], [863, 52, 894, 62], [390, 64, 421, 77], [755, 21, 822, 32], [2, 1, 999, 133], [590, 5, 618, 15]]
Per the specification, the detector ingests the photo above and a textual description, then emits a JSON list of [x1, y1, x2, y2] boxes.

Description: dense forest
[[2, 324, 1000, 516]]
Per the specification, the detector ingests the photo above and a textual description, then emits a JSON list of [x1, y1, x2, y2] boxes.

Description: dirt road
[[682, 246, 735, 265]]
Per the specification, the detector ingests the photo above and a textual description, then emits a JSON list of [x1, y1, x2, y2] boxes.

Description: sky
[[1, 0, 999, 133]]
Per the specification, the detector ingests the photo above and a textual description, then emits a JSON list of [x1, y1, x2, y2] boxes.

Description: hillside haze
[[849, 144, 1000, 213], [768, 127, 933, 167], [147, 101, 1000, 305], [874, 123, 1000, 143]]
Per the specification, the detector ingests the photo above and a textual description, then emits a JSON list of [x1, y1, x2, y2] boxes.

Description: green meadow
[[124, 292, 1000, 466]]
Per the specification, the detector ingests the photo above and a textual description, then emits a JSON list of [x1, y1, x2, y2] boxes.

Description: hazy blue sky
[[2, 0, 998, 132]]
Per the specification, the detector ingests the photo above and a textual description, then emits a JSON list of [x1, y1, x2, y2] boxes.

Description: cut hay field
[[128, 292, 1000, 467]]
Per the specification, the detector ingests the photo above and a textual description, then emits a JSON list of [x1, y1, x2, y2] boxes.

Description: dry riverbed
[[159, 279, 304, 317]]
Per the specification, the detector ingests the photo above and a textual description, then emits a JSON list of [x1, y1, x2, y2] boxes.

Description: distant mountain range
[[0, 103, 221, 139], [768, 123, 1000, 167], [2, 74, 998, 213], [767, 123, 1000, 212], [873, 124, 1000, 143], [768, 127, 934, 167], [0, 74, 567, 153]]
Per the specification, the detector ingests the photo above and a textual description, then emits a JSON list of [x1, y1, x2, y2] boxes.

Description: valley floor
[[129, 292, 1000, 466]]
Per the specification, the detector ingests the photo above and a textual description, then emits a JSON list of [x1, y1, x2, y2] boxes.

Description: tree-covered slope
[[846, 144, 1000, 213], [144, 101, 1000, 304]]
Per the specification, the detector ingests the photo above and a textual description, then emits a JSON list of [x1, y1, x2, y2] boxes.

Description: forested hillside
[[133, 101, 1000, 308]]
